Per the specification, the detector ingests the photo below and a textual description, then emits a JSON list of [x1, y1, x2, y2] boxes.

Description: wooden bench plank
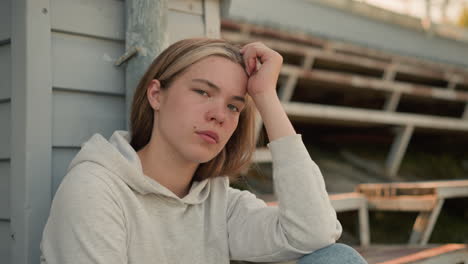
[[378, 244, 468, 264], [283, 102, 468, 131], [281, 65, 468, 103], [366, 195, 437, 212], [358, 180, 468, 190], [357, 180, 468, 197], [357, 245, 434, 264], [357, 244, 468, 264]]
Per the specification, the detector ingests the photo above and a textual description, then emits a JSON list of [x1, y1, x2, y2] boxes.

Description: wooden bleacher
[[356, 179, 468, 245], [262, 181, 468, 264], [358, 244, 468, 264], [222, 19, 468, 179], [224, 19, 468, 264]]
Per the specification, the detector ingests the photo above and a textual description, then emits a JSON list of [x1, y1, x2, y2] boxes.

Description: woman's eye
[[228, 104, 239, 112], [194, 89, 209, 97]]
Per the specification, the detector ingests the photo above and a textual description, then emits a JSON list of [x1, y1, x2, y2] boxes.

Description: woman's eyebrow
[[191, 78, 245, 103]]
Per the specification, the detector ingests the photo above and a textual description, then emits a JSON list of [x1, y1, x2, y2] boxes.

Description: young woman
[[40, 38, 367, 264]]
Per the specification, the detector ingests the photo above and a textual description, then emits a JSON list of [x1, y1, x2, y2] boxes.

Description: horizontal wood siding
[[50, 0, 126, 198], [51, 32, 125, 95], [51, 90, 125, 193], [52, 90, 125, 147], [169, 0, 203, 15], [168, 9, 205, 43], [0, 46, 11, 100], [1, 0, 11, 262], [0, 0, 10, 41], [51, 0, 124, 40], [0, 102, 10, 159], [0, 161, 10, 220], [51, 148, 80, 195], [0, 221, 10, 264]]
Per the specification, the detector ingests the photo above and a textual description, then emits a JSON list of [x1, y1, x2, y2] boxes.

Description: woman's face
[[151, 55, 248, 164]]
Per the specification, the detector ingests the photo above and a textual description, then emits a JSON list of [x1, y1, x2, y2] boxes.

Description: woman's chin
[[184, 149, 220, 164], [190, 156, 216, 164]]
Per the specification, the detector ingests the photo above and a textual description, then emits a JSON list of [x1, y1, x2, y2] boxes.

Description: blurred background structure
[[1, 0, 468, 263], [357, 0, 468, 25], [222, 1, 468, 262]]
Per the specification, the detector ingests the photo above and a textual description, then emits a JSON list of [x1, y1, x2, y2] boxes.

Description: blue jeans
[[297, 243, 367, 264], [231, 243, 368, 264]]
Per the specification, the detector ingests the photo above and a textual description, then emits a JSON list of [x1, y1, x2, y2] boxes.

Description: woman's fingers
[[239, 42, 283, 97], [250, 57, 257, 75], [242, 42, 280, 60], [240, 44, 257, 75], [241, 42, 268, 75]]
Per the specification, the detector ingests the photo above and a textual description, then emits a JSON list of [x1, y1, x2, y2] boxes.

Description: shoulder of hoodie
[[53, 161, 126, 211]]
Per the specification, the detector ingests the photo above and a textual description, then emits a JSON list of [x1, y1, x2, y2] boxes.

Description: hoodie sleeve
[[40, 166, 127, 264], [227, 134, 342, 262]]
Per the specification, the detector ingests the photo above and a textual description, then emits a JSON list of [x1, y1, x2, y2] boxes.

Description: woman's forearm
[[252, 90, 296, 142], [240, 42, 295, 141]]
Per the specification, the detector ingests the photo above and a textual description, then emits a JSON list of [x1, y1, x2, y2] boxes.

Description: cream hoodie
[[40, 131, 342, 264]]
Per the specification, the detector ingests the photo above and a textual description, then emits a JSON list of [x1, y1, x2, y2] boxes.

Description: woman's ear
[[147, 79, 163, 111]]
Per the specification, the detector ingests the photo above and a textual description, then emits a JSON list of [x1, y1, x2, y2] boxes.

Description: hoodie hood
[[67, 130, 211, 205]]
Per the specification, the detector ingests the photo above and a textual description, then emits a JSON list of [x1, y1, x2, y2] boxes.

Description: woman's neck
[[137, 135, 199, 199]]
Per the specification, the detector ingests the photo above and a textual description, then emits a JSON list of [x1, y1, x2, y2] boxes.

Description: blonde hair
[[130, 38, 256, 182]]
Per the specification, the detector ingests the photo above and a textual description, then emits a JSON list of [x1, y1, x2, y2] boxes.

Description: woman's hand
[[240, 42, 283, 98], [240, 42, 296, 142]]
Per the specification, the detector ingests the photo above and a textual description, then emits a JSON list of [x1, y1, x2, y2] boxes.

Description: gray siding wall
[[168, 0, 205, 43], [2, 0, 215, 262], [50, 0, 126, 194], [225, 0, 468, 68], [49, 0, 211, 194], [0, 0, 11, 262]]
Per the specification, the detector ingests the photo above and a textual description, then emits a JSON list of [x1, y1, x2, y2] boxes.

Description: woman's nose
[[206, 103, 226, 125]]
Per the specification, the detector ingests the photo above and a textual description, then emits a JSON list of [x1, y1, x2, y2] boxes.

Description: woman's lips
[[196, 131, 219, 144], [198, 133, 217, 144]]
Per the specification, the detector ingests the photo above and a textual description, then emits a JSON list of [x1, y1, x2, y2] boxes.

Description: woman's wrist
[[251, 89, 279, 110], [252, 90, 296, 142]]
